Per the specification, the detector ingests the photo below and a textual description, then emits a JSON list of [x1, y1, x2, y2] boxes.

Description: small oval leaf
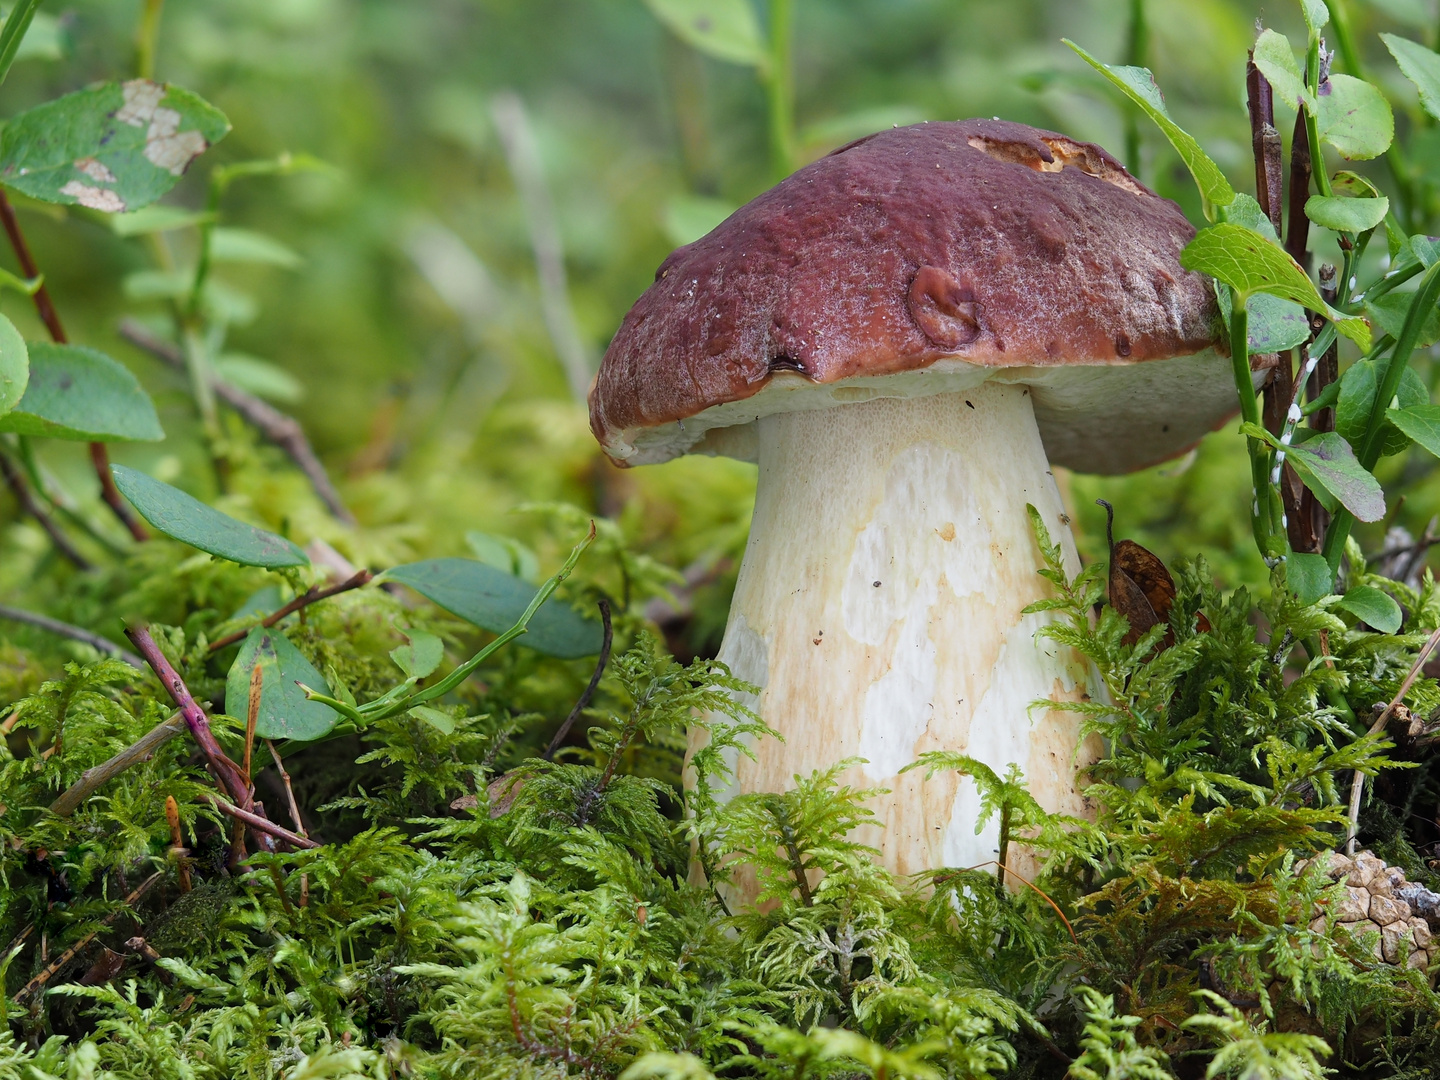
[[1318, 74, 1394, 161], [0, 79, 230, 212], [384, 558, 601, 659], [1336, 585, 1403, 634], [642, 0, 767, 66], [1287, 552, 1333, 605], [1305, 194, 1390, 233], [111, 464, 309, 568], [0, 343, 162, 441], [0, 311, 26, 417], [1335, 358, 1428, 458], [408, 705, 456, 735], [391, 629, 444, 679], [225, 628, 337, 741]]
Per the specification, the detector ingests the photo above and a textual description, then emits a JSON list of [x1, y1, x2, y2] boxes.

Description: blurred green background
[[4, 0, 1440, 657]]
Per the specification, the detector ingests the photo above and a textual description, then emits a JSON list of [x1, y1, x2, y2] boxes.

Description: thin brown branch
[[204, 794, 318, 849], [118, 318, 356, 525], [13, 871, 163, 1003], [1285, 111, 1313, 271], [207, 569, 372, 652], [543, 598, 612, 760], [1246, 56, 1283, 235], [267, 739, 308, 839], [124, 624, 254, 812], [0, 190, 147, 540], [1347, 625, 1440, 854], [0, 450, 94, 570], [0, 603, 141, 666], [50, 713, 185, 816]]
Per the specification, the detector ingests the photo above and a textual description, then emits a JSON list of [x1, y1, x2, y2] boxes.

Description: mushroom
[[589, 120, 1238, 886]]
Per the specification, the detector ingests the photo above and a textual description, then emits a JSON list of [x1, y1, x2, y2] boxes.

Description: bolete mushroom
[[589, 120, 1236, 884]]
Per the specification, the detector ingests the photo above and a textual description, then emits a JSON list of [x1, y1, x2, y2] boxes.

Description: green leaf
[[1367, 289, 1440, 348], [0, 343, 163, 441], [383, 558, 602, 659], [1064, 40, 1235, 215], [408, 705, 455, 735], [108, 205, 212, 236], [3, 8, 65, 64], [212, 353, 304, 404], [641, 0, 767, 66], [391, 629, 444, 679], [209, 227, 303, 269], [1336, 585, 1404, 633], [1287, 552, 1333, 605], [1382, 34, 1440, 122], [225, 628, 337, 741], [0, 0, 42, 87], [110, 465, 309, 568], [0, 79, 230, 212], [1252, 29, 1314, 112], [1301, 0, 1329, 35], [1387, 404, 1440, 459], [1216, 287, 1312, 352], [1318, 74, 1394, 160], [1305, 194, 1389, 233], [0, 311, 26, 417], [1335, 357, 1428, 457], [1284, 432, 1387, 522], [1181, 223, 1371, 348]]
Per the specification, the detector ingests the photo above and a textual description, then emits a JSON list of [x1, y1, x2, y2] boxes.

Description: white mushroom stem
[[697, 380, 1098, 896]]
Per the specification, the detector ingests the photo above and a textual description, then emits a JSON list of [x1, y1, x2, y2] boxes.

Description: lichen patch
[[59, 181, 125, 212]]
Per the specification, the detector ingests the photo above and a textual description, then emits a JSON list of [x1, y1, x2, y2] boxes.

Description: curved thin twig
[[543, 598, 612, 760]]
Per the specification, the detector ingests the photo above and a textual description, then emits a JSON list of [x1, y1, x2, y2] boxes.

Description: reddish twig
[[0, 450, 94, 570], [207, 570, 372, 652], [124, 624, 254, 813], [118, 319, 356, 525], [0, 190, 148, 541], [204, 794, 317, 850], [1246, 56, 1284, 235], [13, 870, 163, 1003]]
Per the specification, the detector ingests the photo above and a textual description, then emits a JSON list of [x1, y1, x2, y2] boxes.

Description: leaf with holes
[[0, 344, 162, 441], [111, 465, 308, 568], [1335, 358, 1428, 458], [1181, 224, 1370, 348], [1383, 34, 1440, 121], [383, 558, 601, 659], [642, 0, 766, 66], [0, 79, 230, 212], [0, 311, 25, 417], [1318, 75, 1394, 160], [226, 628, 337, 741], [1064, 40, 1234, 215]]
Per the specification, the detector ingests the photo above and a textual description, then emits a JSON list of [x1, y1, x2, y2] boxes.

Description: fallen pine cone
[[1295, 850, 1439, 971]]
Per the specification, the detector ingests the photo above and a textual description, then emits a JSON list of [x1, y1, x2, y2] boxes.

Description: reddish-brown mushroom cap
[[590, 118, 1235, 474]]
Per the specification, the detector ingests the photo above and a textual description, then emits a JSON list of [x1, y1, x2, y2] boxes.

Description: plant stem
[[207, 570, 372, 651], [0, 191, 149, 540], [0, 0, 44, 89], [135, 0, 165, 80], [763, 0, 796, 179], [1228, 295, 1280, 559], [543, 598, 613, 760], [0, 448, 93, 569], [1322, 261, 1440, 574], [49, 713, 184, 816], [1123, 0, 1148, 175]]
